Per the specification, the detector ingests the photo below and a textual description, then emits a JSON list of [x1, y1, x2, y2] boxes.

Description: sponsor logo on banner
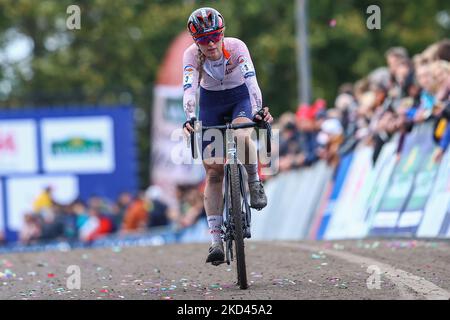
[[0, 133, 15, 152], [0, 120, 38, 174], [41, 116, 115, 173], [51, 137, 103, 155]]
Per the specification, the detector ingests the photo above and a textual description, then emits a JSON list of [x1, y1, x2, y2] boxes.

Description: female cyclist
[[182, 7, 273, 264]]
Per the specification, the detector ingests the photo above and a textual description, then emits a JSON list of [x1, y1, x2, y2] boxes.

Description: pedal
[[211, 260, 226, 266]]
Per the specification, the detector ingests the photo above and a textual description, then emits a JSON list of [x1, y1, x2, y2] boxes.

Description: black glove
[[183, 117, 196, 132], [252, 108, 266, 127]]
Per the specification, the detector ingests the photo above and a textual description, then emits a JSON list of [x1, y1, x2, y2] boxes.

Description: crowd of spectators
[[267, 38, 450, 177], [19, 183, 206, 245]]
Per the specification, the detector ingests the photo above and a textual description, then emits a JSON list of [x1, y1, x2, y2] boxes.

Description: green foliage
[[0, 0, 448, 187]]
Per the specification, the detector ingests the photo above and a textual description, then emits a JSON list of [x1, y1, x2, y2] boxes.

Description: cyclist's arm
[[236, 40, 263, 116], [182, 49, 199, 120]]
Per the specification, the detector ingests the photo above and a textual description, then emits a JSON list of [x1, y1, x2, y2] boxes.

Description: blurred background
[[0, 0, 449, 251]]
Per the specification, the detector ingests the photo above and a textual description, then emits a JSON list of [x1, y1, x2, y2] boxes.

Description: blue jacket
[[440, 123, 450, 151]]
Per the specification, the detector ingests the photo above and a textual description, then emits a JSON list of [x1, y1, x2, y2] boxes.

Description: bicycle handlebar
[[190, 121, 272, 159]]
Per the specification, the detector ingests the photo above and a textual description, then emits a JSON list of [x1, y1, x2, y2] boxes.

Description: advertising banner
[[361, 140, 398, 229], [5, 175, 79, 232], [370, 123, 437, 236], [396, 149, 438, 233], [0, 119, 38, 174], [251, 161, 333, 240], [325, 146, 373, 239], [325, 139, 397, 240], [370, 136, 422, 234], [0, 181, 4, 233], [417, 147, 450, 238], [41, 116, 115, 173], [315, 153, 354, 240]]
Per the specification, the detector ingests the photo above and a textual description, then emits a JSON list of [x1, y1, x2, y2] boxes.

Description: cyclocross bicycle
[[189, 117, 271, 289]]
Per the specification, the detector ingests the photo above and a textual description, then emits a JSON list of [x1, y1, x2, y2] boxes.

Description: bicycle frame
[[190, 120, 271, 268], [222, 126, 252, 265]]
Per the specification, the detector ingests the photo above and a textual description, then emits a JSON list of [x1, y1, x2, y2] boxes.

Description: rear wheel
[[229, 164, 248, 290]]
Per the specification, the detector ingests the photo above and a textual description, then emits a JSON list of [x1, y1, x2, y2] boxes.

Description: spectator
[[145, 186, 170, 228], [170, 184, 205, 231], [79, 207, 113, 242], [385, 46, 409, 76], [39, 204, 66, 241], [111, 192, 133, 231], [295, 100, 323, 166], [20, 212, 41, 244], [121, 191, 149, 233], [32, 186, 56, 224], [73, 199, 89, 234], [436, 39, 450, 61], [62, 204, 78, 241], [32, 186, 53, 213], [434, 101, 450, 163], [317, 111, 344, 167], [431, 60, 450, 103]]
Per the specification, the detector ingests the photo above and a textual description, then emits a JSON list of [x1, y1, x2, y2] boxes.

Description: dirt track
[[0, 239, 449, 300]]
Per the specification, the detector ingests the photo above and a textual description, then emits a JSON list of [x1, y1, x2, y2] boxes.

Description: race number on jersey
[[183, 65, 195, 90], [238, 55, 255, 79]]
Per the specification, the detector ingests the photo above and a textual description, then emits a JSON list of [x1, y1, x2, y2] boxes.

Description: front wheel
[[229, 163, 248, 290]]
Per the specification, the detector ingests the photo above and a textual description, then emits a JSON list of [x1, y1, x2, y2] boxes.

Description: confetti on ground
[[272, 278, 296, 286], [333, 244, 345, 250], [250, 272, 263, 278], [1, 269, 16, 279], [311, 251, 327, 259], [112, 246, 122, 253], [1, 260, 13, 268]]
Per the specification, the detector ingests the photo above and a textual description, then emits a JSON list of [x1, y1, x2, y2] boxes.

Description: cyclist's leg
[[232, 98, 268, 209], [232, 98, 259, 183], [202, 161, 225, 241], [199, 87, 229, 261]]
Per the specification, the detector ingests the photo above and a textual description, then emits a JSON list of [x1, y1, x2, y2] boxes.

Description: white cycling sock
[[207, 215, 223, 244], [244, 164, 260, 183]]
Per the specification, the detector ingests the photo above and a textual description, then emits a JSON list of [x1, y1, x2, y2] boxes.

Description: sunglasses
[[194, 32, 223, 45]]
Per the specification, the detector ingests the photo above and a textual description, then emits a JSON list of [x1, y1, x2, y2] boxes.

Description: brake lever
[[264, 121, 272, 154], [190, 130, 197, 159]]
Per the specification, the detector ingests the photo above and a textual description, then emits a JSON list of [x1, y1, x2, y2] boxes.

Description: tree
[[1, 0, 448, 187]]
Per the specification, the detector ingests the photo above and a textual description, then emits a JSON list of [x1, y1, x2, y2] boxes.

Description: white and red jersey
[[182, 37, 263, 120]]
